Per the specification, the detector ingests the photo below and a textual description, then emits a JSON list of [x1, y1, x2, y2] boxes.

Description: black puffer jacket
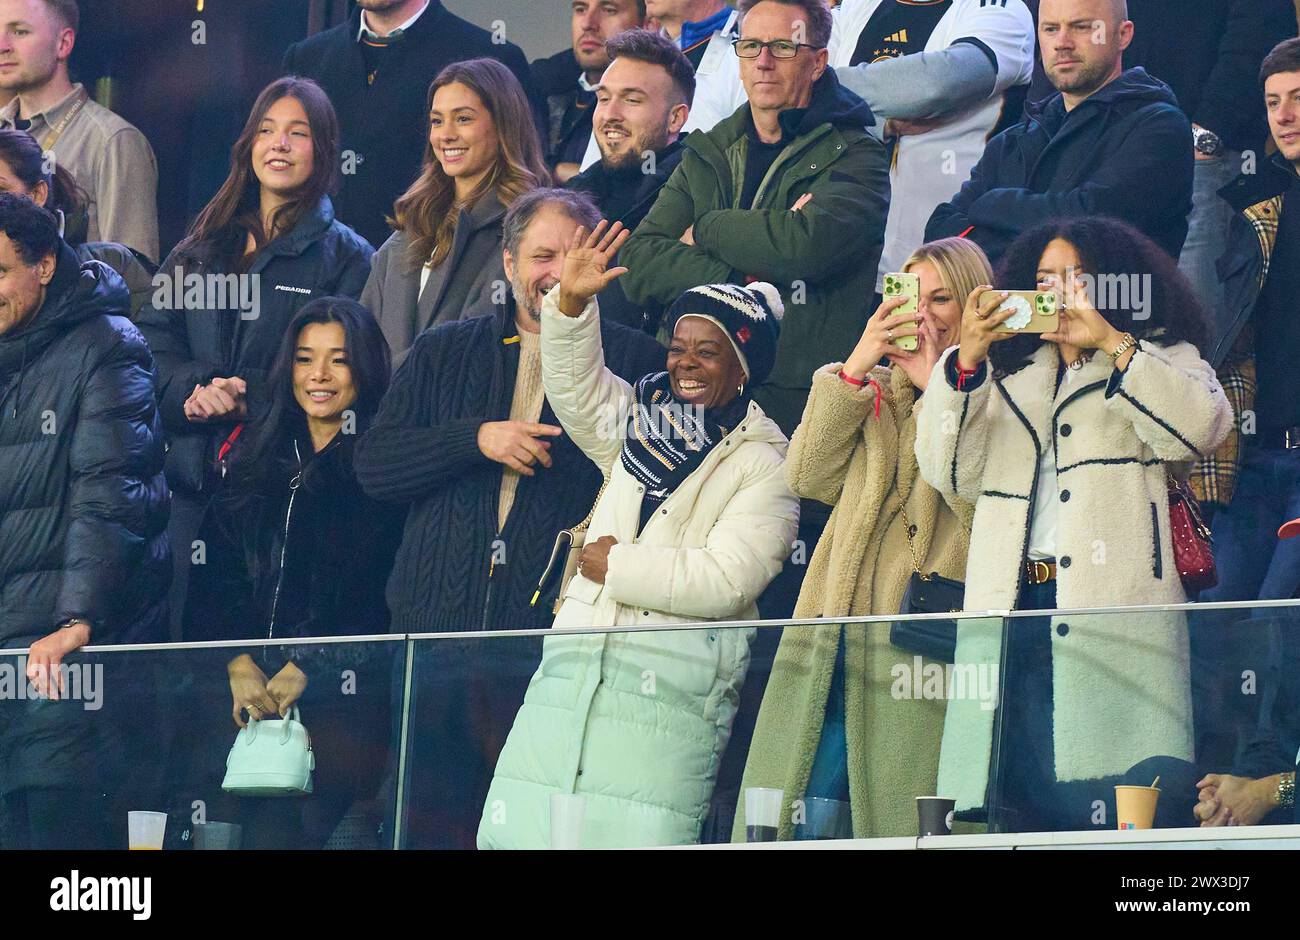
[[136, 196, 373, 495], [184, 427, 405, 676], [0, 244, 170, 647], [926, 67, 1193, 263]]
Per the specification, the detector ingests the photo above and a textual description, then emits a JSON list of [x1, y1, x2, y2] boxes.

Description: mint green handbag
[[221, 705, 315, 796]]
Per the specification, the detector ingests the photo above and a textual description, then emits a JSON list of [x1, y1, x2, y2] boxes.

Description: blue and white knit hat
[[665, 282, 784, 385]]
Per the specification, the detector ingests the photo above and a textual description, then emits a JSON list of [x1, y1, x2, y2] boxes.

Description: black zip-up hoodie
[[927, 67, 1193, 263], [184, 427, 406, 676]]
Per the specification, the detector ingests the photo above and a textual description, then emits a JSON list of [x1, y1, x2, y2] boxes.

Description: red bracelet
[[839, 369, 882, 418]]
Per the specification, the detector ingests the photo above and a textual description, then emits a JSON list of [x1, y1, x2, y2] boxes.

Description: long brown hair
[[390, 58, 549, 270], [180, 76, 341, 268]]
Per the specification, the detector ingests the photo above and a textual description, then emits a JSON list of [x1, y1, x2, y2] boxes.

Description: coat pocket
[[1150, 501, 1163, 580]]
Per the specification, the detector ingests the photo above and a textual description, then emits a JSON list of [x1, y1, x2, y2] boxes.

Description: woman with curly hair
[[915, 216, 1233, 832]]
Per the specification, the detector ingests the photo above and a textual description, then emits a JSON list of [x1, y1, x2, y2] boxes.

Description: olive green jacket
[[619, 71, 890, 435]]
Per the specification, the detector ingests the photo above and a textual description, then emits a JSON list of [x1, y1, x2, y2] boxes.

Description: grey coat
[[361, 193, 507, 363]]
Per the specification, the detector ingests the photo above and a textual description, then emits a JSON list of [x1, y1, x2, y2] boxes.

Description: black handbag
[[887, 452, 964, 663], [893, 571, 964, 663]]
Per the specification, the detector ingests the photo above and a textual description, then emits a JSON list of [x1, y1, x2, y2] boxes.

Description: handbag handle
[[242, 704, 302, 745]]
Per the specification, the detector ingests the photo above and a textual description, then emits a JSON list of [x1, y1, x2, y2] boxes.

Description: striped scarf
[[620, 371, 749, 510]]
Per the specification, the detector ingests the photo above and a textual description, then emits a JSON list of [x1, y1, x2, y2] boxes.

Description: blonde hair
[[902, 237, 994, 306], [391, 58, 550, 271]]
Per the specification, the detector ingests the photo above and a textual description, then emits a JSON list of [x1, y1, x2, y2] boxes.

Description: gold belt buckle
[[1030, 560, 1051, 584]]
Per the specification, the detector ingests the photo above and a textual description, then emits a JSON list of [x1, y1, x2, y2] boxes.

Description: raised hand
[[557, 220, 631, 317], [956, 286, 1017, 371], [842, 293, 919, 380]]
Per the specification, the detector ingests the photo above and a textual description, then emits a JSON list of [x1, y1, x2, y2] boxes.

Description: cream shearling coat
[[915, 341, 1233, 813], [478, 287, 799, 849], [735, 363, 973, 840]]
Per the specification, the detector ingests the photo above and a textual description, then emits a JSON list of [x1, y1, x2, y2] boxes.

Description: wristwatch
[[1192, 125, 1223, 157], [1278, 771, 1295, 808], [1108, 332, 1138, 363]]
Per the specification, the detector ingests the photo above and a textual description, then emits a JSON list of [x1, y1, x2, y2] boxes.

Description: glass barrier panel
[[401, 612, 1005, 849], [0, 637, 407, 850], [982, 601, 1300, 836]]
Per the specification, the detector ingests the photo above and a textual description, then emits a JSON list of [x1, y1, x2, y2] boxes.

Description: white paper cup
[[128, 811, 167, 850], [549, 793, 587, 850]]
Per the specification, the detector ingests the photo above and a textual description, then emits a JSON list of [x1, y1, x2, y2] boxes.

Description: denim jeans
[[1200, 446, 1300, 603], [1178, 151, 1238, 320], [806, 636, 850, 802]]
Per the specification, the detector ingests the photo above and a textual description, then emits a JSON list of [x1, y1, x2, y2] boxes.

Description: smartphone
[[979, 290, 1061, 334], [882, 272, 919, 351]]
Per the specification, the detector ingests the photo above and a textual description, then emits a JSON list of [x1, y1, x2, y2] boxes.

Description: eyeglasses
[[731, 38, 822, 59]]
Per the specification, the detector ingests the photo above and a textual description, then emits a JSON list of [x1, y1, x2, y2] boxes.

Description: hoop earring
[[737, 382, 745, 395]]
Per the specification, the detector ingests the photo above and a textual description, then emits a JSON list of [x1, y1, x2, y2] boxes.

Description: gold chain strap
[[878, 385, 969, 578], [573, 472, 611, 535]]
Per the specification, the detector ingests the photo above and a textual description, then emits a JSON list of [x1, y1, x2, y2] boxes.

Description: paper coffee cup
[[1115, 785, 1161, 830], [916, 796, 955, 836]]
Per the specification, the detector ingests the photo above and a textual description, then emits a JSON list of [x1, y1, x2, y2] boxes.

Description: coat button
[[661, 508, 668, 514], [1059, 556, 1071, 568], [642, 610, 650, 616], [810, 163, 818, 169], [1060, 424, 1072, 437], [908, 524, 917, 537], [1060, 490, 1070, 503], [1056, 623, 1069, 637]]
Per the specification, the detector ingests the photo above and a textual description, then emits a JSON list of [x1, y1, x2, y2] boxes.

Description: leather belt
[[1024, 558, 1057, 585]]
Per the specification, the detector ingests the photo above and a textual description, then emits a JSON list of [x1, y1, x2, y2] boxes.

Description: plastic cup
[[744, 787, 784, 842], [796, 797, 852, 840], [193, 821, 242, 850], [127, 811, 167, 850], [549, 793, 586, 850], [917, 796, 956, 836], [1115, 785, 1160, 830]]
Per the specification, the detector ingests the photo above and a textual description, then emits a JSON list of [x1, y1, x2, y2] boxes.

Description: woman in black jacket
[[183, 297, 404, 849], [137, 76, 374, 639]]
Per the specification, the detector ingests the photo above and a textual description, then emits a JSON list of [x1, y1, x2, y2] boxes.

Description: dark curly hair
[[990, 217, 1212, 376]]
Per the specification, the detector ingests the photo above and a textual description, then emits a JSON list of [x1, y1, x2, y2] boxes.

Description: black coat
[[136, 196, 373, 495], [926, 67, 1193, 264], [0, 245, 169, 647], [533, 47, 593, 169], [567, 140, 686, 333], [353, 300, 666, 632], [184, 428, 405, 677], [283, 1, 542, 250], [1025, 0, 1298, 155]]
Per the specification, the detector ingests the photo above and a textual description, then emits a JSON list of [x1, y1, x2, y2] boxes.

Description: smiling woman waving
[[478, 220, 799, 849]]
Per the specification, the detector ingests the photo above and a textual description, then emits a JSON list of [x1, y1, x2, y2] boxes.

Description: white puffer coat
[[478, 287, 799, 849], [915, 341, 1232, 814]]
